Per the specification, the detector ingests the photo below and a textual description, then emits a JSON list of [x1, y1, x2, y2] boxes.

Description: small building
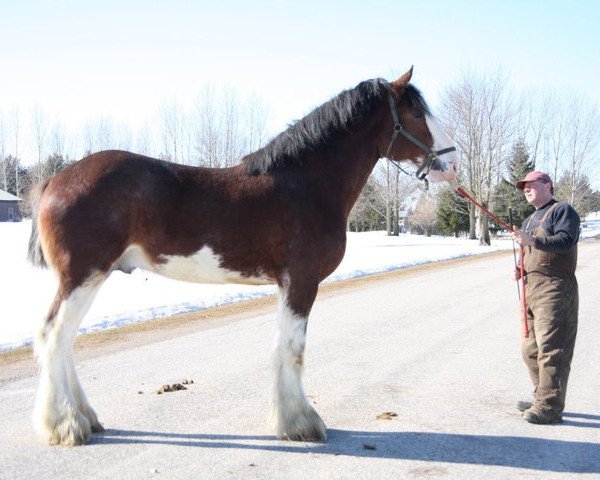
[[0, 188, 22, 222]]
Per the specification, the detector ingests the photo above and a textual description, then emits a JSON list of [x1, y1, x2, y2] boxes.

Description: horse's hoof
[[57, 414, 92, 446], [272, 406, 327, 442], [36, 411, 92, 446], [283, 425, 327, 442], [82, 408, 104, 433], [91, 421, 105, 433]]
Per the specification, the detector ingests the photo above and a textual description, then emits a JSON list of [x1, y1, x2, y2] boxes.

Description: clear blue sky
[[1, 0, 598, 159]]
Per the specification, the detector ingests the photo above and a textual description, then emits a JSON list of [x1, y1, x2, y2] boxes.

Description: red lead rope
[[519, 246, 529, 337], [455, 186, 529, 337]]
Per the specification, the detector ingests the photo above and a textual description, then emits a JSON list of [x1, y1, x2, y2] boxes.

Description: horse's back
[[47, 150, 181, 196]]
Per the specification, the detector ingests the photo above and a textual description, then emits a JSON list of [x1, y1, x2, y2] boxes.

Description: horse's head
[[383, 68, 459, 184]]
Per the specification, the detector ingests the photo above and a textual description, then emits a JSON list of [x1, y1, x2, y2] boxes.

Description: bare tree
[[545, 92, 569, 182], [407, 190, 438, 236], [221, 90, 241, 167], [11, 106, 21, 197], [81, 117, 119, 155], [528, 89, 600, 198], [370, 160, 418, 235], [116, 123, 134, 152], [193, 87, 220, 167], [49, 120, 67, 160], [516, 88, 553, 168], [241, 94, 269, 154], [2, 86, 271, 198], [561, 96, 599, 203], [190, 86, 268, 168], [160, 98, 187, 164], [440, 71, 481, 239], [31, 105, 49, 184], [135, 123, 152, 156], [440, 68, 517, 245], [0, 109, 7, 191]]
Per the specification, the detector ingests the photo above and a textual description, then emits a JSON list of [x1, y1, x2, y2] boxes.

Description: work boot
[[522, 407, 563, 424], [516, 400, 532, 412]]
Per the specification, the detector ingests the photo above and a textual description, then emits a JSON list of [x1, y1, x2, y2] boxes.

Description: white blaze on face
[[424, 115, 459, 183]]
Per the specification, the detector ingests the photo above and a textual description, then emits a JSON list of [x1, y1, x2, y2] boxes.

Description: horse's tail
[[27, 179, 50, 269]]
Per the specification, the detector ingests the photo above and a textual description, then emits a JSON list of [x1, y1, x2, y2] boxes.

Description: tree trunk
[[479, 208, 491, 246], [468, 204, 477, 240], [386, 201, 392, 235], [392, 201, 400, 236]]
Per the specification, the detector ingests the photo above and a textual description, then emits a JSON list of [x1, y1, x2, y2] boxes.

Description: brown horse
[[28, 68, 458, 446]]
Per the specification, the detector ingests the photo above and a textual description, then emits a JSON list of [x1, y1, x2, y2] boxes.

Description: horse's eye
[[413, 109, 424, 119]]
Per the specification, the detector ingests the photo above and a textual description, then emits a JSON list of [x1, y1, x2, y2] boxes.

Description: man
[[511, 171, 580, 424]]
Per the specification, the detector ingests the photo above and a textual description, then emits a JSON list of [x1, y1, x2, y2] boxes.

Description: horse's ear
[[391, 67, 414, 91]]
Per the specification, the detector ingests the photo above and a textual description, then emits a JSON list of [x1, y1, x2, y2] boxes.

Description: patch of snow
[[2, 217, 597, 352]]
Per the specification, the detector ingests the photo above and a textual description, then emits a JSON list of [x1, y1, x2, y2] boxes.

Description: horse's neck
[[321, 133, 380, 217]]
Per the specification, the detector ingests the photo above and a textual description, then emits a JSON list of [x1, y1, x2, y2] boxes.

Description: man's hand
[[512, 267, 522, 281], [512, 228, 536, 247]]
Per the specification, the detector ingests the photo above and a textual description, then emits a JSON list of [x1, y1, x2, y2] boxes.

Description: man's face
[[522, 179, 553, 208]]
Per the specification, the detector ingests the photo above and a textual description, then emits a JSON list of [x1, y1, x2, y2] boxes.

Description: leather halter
[[384, 84, 456, 183]]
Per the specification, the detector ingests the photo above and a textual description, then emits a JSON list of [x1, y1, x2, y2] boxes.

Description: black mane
[[243, 78, 417, 175]]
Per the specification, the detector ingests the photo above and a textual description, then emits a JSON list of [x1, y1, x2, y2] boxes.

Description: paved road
[[2, 240, 599, 479]]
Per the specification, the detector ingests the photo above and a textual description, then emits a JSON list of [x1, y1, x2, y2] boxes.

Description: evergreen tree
[[555, 171, 600, 217], [437, 186, 470, 237], [494, 138, 535, 228], [41, 153, 70, 179]]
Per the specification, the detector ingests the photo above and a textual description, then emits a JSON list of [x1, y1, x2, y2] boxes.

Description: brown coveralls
[[522, 203, 579, 417]]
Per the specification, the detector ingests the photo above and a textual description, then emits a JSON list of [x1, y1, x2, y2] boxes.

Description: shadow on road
[[563, 411, 600, 426], [94, 426, 600, 473]]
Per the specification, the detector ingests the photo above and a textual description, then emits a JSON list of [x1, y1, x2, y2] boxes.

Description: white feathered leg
[[34, 275, 105, 446], [66, 355, 104, 433], [269, 285, 326, 441]]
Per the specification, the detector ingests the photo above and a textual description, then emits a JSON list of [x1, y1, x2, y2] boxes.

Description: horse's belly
[[119, 245, 273, 285]]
